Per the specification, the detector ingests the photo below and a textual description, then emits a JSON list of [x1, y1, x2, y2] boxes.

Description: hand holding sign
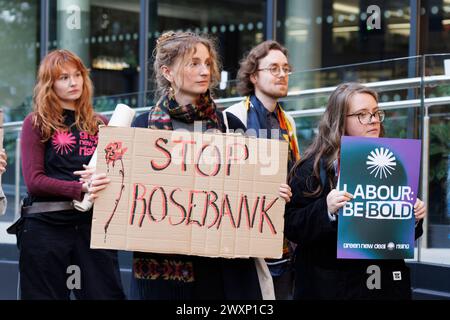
[[72, 104, 135, 211], [414, 198, 426, 221], [74, 164, 96, 190], [278, 183, 292, 203], [327, 189, 354, 214], [87, 173, 110, 200]]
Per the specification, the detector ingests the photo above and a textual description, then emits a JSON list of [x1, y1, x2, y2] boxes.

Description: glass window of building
[[46, 0, 266, 107], [146, 0, 266, 103], [421, 0, 450, 54], [0, 0, 39, 227], [421, 53, 450, 255], [409, 0, 450, 256], [0, 0, 39, 121], [49, 0, 140, 99], [277, 0, 411, 89]]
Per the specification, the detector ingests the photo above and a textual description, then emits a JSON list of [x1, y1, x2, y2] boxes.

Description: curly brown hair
[[152, 31, 221, 102], [236, 40, 288, 96]]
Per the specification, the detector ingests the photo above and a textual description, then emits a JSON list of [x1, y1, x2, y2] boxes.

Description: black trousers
[[19, 218, 125, 300]]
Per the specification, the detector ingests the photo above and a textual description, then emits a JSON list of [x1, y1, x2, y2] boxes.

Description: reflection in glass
[[49, 0, 140, 96], [146, 0, 266, 104]]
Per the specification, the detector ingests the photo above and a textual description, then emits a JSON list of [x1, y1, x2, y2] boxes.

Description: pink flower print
[[52, 131, 77, 155]]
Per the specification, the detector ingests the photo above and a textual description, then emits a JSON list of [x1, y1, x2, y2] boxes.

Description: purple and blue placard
[[337, 136, 422, 259]]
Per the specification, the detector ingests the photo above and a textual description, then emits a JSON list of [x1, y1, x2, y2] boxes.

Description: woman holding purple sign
[[285, 82, 426, 299]]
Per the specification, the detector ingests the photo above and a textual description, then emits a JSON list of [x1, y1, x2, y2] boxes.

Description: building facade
[[0, 0, 449, 299]]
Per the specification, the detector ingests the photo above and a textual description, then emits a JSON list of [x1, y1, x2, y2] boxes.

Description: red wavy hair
[[32, 49, 104, 141]]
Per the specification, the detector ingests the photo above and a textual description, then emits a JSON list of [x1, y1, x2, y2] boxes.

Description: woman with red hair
[[19, 49, 125, 300]]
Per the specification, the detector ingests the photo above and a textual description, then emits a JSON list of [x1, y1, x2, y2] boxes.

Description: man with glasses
[[223, 40, 300, 300]]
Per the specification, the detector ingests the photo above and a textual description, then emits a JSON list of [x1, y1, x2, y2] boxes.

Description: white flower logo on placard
[[366, 147, 397, 179]]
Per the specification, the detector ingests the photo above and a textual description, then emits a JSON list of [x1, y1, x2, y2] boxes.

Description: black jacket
[[285, 156, 423, 300]]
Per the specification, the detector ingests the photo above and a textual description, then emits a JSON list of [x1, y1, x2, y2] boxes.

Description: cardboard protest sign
[[337, 136, 421, 259], [91, 127, 288, 259]]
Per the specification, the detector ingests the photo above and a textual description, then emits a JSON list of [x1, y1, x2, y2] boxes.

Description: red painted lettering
[[148, 186, 168, 222], [186, 190, 207, 226], [236, 195, 260, 229], [151, 138, 172, 171], [195, 144, 222, 177], [130, 183, 147, 226], [168, 188, 187, 225], [216, 194, 237, 229], [225, 143, 249, 176], [259, 196, 278, 235], [206, 191, 220, 228], [173, 138, 195, 172]]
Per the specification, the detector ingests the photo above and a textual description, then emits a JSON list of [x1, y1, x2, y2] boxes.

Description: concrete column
[[57, 0, 90, 65], [284, 0, 322, 72]]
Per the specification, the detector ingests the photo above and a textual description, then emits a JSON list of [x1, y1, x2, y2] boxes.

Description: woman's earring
[[168, 86, 175, 95]]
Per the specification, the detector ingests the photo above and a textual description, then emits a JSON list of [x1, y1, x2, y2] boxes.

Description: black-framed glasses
[[346, 110, 385, 124], [257, 65, 292, 77]]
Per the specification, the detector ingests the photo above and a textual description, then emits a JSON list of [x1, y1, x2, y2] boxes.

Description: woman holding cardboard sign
[[285, 82, 426, 299], [90, 31, 281, 300], [131, 31, 264, 300], [18, 50, 125, 300]]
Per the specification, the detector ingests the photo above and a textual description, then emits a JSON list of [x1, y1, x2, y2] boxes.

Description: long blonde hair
[[32, 49, 103, 141]]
